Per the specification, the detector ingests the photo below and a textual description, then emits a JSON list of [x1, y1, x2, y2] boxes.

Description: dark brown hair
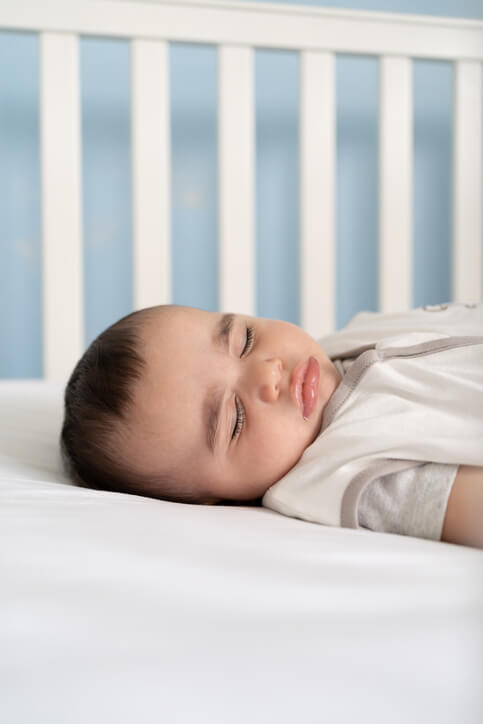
[[60, 306, 203, 504]]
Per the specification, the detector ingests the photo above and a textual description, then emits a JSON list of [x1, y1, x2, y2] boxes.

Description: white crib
[[1, 4, 483, 724], [0, 0, 482, 382]]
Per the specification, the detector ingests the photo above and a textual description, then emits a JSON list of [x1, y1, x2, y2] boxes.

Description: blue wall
[[1, 0, 482, 377]]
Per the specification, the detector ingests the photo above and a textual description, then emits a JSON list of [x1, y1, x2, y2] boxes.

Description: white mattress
[[1, 381, 482, 723]]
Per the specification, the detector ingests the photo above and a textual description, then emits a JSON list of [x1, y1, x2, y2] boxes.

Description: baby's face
[[127, 306, 341, 503]]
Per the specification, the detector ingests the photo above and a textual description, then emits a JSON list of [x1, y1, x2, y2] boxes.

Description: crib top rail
[[1, 0, 482, 60]]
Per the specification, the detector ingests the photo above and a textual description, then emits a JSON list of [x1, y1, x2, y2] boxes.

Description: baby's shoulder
[[319, 302, 483, 361]]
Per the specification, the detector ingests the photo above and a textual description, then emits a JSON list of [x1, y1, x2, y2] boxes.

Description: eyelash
[[232, 325, 254, 440], [232, 397, 246, 440], [241, 325, 254, 357]]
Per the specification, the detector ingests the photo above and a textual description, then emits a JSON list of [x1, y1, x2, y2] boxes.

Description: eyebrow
[[205, 313, 235, 453]]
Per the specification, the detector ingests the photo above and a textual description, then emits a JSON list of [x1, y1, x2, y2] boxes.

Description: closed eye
[[241, 325, 254, 357], [232, 396, 246, 440], [232, 324, 253, 441]]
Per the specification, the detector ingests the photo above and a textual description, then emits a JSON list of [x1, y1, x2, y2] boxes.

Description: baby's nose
[[259, 358, 282, 403]]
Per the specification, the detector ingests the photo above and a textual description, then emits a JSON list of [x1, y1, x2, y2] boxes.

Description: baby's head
[[61, 305, 341, 505]]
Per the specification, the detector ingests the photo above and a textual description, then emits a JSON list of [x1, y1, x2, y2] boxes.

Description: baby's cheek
[[258, 424, 306, 477]]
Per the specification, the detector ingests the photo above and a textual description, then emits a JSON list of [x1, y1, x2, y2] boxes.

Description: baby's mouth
[[291, 357, 320, 420]]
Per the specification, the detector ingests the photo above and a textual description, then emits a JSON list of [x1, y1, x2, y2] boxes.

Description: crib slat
[[40, 33, 83, 383], [132, 39, 171, 310], [300, 51, 335, 338], [453, 61, 482, 302], [218, 45, 255, 315], [379, 56, 413, 312]]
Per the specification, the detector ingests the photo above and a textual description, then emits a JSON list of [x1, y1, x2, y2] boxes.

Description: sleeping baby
[[60, 302, 483, 548]]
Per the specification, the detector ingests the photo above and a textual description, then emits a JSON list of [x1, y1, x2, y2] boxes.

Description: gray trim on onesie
[[357, 462, 458, 541]]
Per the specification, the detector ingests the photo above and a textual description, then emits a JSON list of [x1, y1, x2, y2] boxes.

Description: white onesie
[[336, 356, 458, 540]]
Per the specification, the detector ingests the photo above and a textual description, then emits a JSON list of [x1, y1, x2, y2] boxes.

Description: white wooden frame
[[0, 0, 482, 381]]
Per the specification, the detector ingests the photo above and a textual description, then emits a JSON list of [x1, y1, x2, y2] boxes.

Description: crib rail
[[1, 0, 482, 382]]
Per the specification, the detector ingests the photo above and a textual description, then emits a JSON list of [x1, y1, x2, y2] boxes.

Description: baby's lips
[[291, 358, 310, 414], [302, 356, 320, 420]]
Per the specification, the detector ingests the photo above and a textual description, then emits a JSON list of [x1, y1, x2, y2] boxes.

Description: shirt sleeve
[[357, 462, 458, 541]]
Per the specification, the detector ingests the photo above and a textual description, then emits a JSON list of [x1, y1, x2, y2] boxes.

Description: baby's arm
[[441, 466, 483, 548]]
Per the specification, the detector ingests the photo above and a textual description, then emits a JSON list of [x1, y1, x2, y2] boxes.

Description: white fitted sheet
[[1, 381, 482, 724]]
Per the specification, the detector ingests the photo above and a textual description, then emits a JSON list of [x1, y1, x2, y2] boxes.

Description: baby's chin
[[300, 400, 324, 453], [311, 409, 324, 445]]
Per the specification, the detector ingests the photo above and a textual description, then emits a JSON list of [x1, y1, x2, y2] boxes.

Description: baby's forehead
[[140, 305, 210, 337], [132, 308, 205, 404]]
